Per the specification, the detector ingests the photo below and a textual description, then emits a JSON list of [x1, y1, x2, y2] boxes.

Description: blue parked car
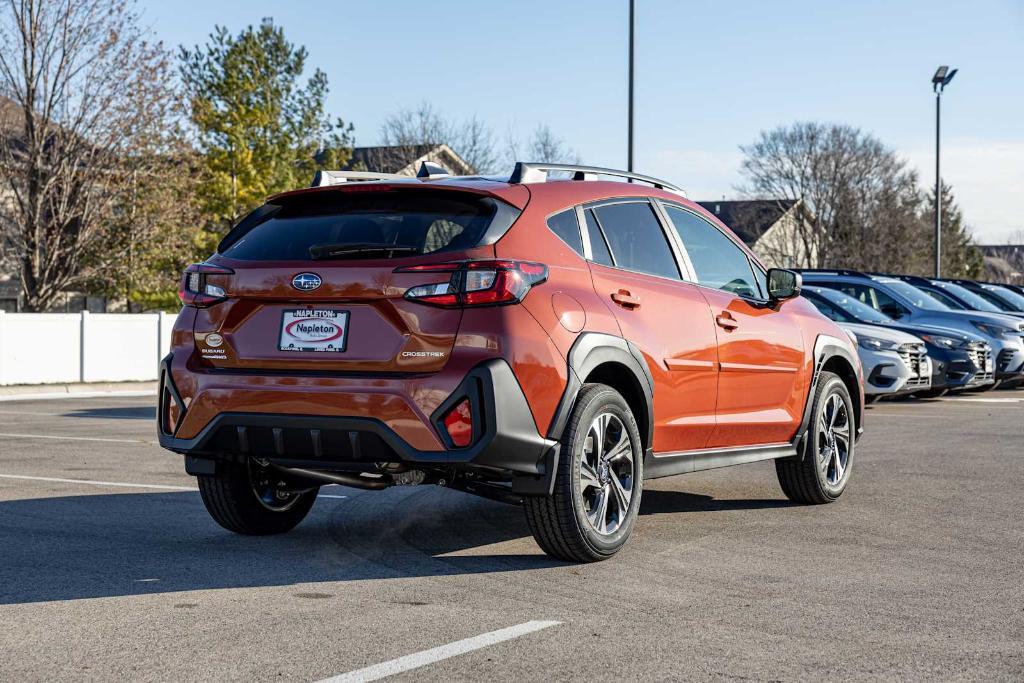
[[797, 270, 1024, 387], [801, 286, 996, 395]]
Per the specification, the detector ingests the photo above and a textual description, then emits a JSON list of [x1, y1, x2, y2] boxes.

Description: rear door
[[191, 187, 512, 374], [659, 202, 805, 448], [582, 200, 719, 452]]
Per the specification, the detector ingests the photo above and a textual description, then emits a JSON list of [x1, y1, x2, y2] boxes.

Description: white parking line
[[0, 431, 156, 445], [940, 397, 1023, 403], [0, 472, 350, 500], [316, 620, 561, 683], [0, 473, 196, 491]]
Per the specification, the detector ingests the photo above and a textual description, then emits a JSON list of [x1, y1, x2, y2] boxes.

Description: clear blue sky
[[137, 0, 1024, 242]]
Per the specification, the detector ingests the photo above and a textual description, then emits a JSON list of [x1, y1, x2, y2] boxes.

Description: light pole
[[932, 65, 957, 278], [627, 0, 635, 173]]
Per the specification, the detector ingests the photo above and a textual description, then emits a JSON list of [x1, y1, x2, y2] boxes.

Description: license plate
[[279, 309, 349, 353], [985, 358, 993, 373]]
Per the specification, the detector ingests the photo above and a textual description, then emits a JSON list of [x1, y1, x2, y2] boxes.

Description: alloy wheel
[[579, 412, 635, 535], [817, 392, 851, 487]]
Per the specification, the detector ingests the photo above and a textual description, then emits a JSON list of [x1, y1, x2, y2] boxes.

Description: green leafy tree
[[180, 19, 353, 243]]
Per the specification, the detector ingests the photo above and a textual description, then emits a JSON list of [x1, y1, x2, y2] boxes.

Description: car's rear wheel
[[198, 460, 319, 535], [776, 371, 855, 504], [523, 383, 643, 562]]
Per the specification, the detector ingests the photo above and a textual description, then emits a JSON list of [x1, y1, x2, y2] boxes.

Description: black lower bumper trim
[[159, 359, 559, 481]]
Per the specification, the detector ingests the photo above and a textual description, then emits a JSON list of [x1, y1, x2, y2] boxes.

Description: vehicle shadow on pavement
[[61, 406, 156, 420], [0, 485, 792, 605]]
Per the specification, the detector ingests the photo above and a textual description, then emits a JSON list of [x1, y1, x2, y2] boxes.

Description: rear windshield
[[219, 190, 505, 261]]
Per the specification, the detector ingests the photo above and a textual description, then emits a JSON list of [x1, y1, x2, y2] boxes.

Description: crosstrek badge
[[279, 309, 349, 353]]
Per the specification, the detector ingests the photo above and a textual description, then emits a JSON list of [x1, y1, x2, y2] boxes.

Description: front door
[[659, 202, 805, 448], [582, 200, 719, 452]]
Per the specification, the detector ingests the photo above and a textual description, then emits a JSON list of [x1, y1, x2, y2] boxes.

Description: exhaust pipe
[[271, 464, 392, 490]]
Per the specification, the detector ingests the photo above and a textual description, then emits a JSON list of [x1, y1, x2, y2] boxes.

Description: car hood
[[874, 322, 984, 344], [928, 309, 1024, 331], [841, 322, 923, 345]]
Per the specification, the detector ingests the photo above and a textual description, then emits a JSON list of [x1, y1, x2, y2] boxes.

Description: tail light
[[442, 398, 473, 447], [397, 260, 547, 308], [178, 263, 233, 307]]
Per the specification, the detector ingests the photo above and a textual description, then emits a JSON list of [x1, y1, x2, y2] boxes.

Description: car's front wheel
[[523, 383, 643, 562], [776, 371, 855, 504], [198, 460, 319, 535]]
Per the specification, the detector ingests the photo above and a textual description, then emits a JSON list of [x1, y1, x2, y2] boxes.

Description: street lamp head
[[933, 65, 957, 92]]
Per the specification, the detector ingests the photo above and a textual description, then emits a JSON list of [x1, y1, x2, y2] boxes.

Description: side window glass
[[872, 287, 908, 319], [664, 205, 759, 298], [584, 209, 614, 267], [546, 209, 583, 256], [591, 202, 680, 279]]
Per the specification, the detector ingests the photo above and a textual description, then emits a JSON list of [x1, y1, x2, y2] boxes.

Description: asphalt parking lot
[[0, 392, 1021, 681]]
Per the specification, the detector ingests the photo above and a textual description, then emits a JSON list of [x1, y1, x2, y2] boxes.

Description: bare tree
[[739, 122, 965, 273], [375, 102, 498, 174], [0, 0, 179, 311], [504, 123, 581, 167]]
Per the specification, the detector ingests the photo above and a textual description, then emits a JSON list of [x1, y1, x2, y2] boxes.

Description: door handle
[[611, 290, 641, 309], [715, 313, 739, 330]]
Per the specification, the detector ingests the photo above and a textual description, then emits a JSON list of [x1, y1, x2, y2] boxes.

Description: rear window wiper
[[309, 243, 421, 260]]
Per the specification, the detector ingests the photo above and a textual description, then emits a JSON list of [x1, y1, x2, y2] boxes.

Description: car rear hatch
[[188, 183, 527, 374]]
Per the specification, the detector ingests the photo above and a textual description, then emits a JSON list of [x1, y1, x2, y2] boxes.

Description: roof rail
[[793, 268, 870, 278], [311, 170, 407, 187], [509, 162, 685, 195]]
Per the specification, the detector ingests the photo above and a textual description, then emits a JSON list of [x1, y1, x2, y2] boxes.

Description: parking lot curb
[[0, 381, 157, 402]]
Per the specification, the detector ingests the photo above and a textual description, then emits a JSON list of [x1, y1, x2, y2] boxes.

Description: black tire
[[523, 383, 644, 562], [198, 460, 318, 535], [776, 371, 855, 504]]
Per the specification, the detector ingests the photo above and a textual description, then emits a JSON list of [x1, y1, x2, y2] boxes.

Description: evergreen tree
[[180, 19, 353, 243]]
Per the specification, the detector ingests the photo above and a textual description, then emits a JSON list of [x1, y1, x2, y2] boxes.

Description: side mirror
[[767, 268, 801, 301]]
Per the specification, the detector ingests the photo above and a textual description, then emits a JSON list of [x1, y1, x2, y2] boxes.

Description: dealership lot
[[0, 393, 1021, 681]]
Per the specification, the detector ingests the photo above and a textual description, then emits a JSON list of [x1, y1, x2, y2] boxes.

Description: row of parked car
[[795, 270, 1024, 401]]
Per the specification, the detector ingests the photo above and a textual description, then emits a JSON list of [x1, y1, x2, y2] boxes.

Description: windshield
[[219, 190, 504, 261], [986, 285, 1024, 310], [881, 280, 950, 311], [811, 288, 893, 323], [935, 282, 1002, 312]]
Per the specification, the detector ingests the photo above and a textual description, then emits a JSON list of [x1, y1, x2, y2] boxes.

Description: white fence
[[0, 311, 176, 386]]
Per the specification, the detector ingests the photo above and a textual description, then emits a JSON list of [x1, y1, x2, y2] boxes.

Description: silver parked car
[[840, 322, 931, 401]]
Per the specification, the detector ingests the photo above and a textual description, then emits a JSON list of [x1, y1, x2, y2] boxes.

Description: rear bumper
[[158, 355, 559, 492]]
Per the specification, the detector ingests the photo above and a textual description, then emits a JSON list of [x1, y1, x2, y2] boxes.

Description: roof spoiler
[[310, 170, 407, 187]]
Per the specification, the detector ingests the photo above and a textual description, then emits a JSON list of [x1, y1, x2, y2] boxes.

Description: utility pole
[[627, 0, 635, 173], [932, 66, 957, 278]]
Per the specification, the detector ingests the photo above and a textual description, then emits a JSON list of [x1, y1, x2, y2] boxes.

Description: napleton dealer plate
[[278, 309, 349, 353]]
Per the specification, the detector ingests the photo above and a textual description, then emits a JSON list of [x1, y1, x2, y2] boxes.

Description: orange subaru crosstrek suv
[[159, 162, 864, 562]]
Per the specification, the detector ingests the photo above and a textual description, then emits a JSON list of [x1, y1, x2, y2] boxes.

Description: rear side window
[[220, 191, 504, 261], [547, 209, 584, 255], [584, 210, 614, 266], [591, 202, 680, 279], [664, 205, 760, 298]]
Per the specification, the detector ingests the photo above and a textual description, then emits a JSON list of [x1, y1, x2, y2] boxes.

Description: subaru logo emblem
[[292, 273, 322, 291]]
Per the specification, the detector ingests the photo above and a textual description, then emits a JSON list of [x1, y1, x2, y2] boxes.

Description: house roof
[[342, 143, 474, 176], [696, 199, 798, 246]]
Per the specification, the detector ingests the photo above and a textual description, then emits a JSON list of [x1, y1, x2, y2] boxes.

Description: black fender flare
[[792, 333, 863, 457], [546, 332, 655, 451]]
